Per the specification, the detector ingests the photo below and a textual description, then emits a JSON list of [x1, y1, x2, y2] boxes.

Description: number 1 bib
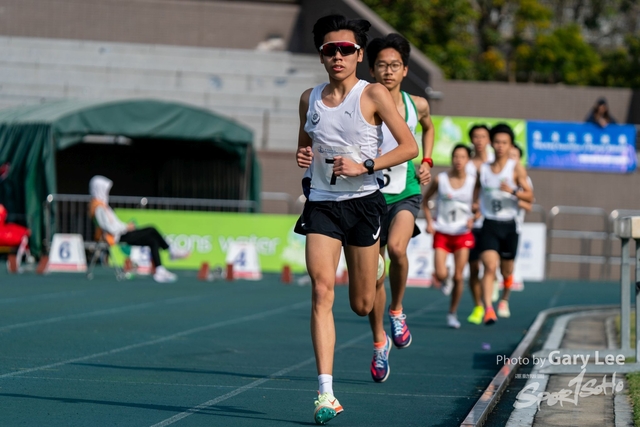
[[311, 144, 364, 192]]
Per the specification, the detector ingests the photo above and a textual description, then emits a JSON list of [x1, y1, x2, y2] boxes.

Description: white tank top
[[434, 171, 476, 236], [304, 80, 383, 202], [465, 154, 493, 229], [479, 159, 519, 221], [379, 92, 418, 195]]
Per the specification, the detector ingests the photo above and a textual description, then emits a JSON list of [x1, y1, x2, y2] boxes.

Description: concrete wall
[[0, 0, 300, 50], [432, 80, 635, 125]]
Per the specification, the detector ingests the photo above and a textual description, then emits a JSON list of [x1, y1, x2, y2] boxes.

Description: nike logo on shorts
[[372, 226, 381, 240]]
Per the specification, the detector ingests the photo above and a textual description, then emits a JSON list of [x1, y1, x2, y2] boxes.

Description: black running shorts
[[468, 227, 483, 262], [380, 194, 421, 247], [294, 191, 387, 247], [477, 219, 519, 260]]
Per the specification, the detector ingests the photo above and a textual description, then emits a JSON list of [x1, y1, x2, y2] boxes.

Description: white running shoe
[[447, 313, 461, 329], [497, 300, 511, 318], [169, 247, 191, 260], [153, 266, 177, 283]]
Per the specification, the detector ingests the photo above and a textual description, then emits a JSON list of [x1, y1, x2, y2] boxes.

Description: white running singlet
[[304, 80, 383, 202], [434, 171, 476, 236], [466, 152, 494, 229], [479, 159, 519, 221]]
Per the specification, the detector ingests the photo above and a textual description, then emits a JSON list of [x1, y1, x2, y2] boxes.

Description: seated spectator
[[586, 97, 617, 127], [89, 175, 189, 283]]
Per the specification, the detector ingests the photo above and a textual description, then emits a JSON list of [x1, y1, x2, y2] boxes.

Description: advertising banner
[[424, 116, 527, 166], [527, 121, 636, 173], [113, 209, 306, 273]]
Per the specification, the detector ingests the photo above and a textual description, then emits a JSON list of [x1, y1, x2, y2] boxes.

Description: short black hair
[[312, 15, 371, 51], [452, 143, 472, 159], [468, 124, 490, 140], [490, 123, 515, 144], [512, 144, 523, 158], [366, 33, 410, 69]]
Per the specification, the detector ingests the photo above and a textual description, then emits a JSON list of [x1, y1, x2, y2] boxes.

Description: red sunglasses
[[319, 41, 361, 57]]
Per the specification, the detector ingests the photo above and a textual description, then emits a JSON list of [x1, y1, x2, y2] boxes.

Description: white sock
[[155, 266, 167, 274], [318, 374, 333, 395]]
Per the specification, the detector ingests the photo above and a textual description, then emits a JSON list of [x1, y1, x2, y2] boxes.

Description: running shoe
[[447, 313, 461, 329], [497, 300, 511, 318], [314, 392, 343, 425], [484, 306, 497, 325], [169, 246, 191, 260], [153, 266, 177, 283], [467, 306, 485, 325], [389, 310, 412, 349], [370, 334, 391, 383]]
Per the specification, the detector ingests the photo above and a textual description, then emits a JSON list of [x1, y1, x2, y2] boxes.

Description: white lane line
[[0, 295, 206, 332], [149, 297, 446, 427], [0, 300, 310, 379]]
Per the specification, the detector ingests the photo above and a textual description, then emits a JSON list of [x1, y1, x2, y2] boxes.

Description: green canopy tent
[[0, 99, 258, 256]]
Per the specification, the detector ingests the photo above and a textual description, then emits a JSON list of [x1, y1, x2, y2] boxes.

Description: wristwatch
[[364, 159, 375, 175]]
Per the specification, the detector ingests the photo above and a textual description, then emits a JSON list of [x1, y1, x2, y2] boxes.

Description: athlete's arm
[[296, 89, 313, 169], [334, 83, 418, 177], [472, 171, 481, 213], [518, 200, 533, 212], [513, 164, 534, 203], [412, 95, 434, 185], [422, 177, 439, 234]]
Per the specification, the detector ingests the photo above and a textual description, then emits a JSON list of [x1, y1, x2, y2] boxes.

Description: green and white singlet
[[379, 91, 421, 205]]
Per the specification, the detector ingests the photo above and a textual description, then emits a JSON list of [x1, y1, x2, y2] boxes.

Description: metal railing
[[43, 192, 295, 253], [545, 205, 610, 280]]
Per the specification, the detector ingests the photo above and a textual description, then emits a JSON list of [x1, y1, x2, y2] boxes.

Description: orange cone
[[197, 262, 210, 281], [226, 263, 234, 281], [281, 264, 292, 284]]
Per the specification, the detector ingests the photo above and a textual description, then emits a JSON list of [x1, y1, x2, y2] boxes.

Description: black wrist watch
[[364, 159, 375, 175], [512, 189, 518, 196]]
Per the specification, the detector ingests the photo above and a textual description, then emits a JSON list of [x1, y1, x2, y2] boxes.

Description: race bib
[[381, 162, 408, 194], [311, 144, 364, 192], [438, 199, 471, 229]]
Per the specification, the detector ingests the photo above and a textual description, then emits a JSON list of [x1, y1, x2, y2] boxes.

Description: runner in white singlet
[[423, 145, 476, 329], [294, 15, 418, 425], [465, 124, 494, 325], [473, 124, 534, 325]]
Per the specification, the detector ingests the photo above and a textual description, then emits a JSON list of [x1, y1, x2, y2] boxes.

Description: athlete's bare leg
[[433, 248, 448, 283], [306, 233, 342, 375], [499, 258, 515, 301], [368, 246, 387, 344], [450, 249, 469, 314], [468, 259, 483, 306], [386, 211, 416, 311], [480, 250, 500, 308], [344, 241, 380, 316]]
